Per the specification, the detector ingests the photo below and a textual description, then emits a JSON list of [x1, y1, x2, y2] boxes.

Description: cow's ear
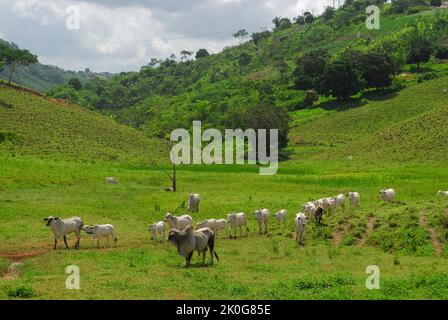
[[54, 217, 60, 220], [43, 218, 48, 221]]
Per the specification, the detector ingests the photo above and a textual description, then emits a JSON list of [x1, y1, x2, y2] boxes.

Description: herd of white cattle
[[43, 188, 448, 267]]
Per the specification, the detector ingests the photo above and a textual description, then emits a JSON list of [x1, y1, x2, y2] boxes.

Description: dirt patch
[[1, 262, 22, 280], [419, 211, 442, 256], [0, 250, 49, 262], [332, 224, 349, 246], [358, 218, 376, 247]]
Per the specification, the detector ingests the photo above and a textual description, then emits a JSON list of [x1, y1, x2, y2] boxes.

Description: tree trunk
[[8, 64, 15, 85], [172, 163, 177, 192]]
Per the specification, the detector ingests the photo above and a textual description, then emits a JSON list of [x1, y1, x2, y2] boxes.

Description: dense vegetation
[[45, 2, 448, 155]]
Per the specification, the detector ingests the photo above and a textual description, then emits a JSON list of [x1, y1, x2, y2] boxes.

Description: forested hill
[[45, 1, 448, 151], [0, 40, 113, 92]]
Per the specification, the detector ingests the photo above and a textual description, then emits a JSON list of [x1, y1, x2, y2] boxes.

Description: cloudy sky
[[0, 0, 332, 73]]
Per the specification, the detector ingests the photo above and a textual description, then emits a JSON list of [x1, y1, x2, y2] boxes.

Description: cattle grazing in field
[[168, 225, 219, 267], [380, 188, 396, 202], [164, 213, 193, 230], [83, 224, 117, 248], [347, 192, 360, 208], [213, 219, 228, 237], [294, 213, 309, 245], [304, 202, 316, 218], [148, 221, 166, 242], [44, 216, 83, 250], [274, 209, 287, 226], [437, 190, 448, 197], [105, 177, 119, 184], [253, 208, 269, 234], [227, 212, 249, 239], [187, 193, 201, 212], [314, 206, 324, 224], [196, 219, 217, 231], [333, 194, 346, 210]]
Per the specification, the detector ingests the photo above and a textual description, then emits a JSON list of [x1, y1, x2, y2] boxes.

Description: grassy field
[[0, 155, 447, 299]]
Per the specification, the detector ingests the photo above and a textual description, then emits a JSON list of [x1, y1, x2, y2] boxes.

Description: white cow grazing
[[187, 193, 201, 212], [213, 219, 228, 237], [44, 216, 83, 250], [333, 194, 346, 210], [347, 192, 360, 208], [304, 202, 316, 218], [196, 219, 217, 231], [437, 191, 448, 197], [227, 212, 249, 238], [148, 221, 166, 243], [105, 177, 119, 184], [274, 209, 287, 226], [380, 188, 396, 202], [253, 208, 269, 234], [83, 224, 117, 248], [164, 213, 193, 230], [294, 213, 308, 246]]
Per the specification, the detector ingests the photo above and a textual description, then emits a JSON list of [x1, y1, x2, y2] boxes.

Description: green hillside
[[0, 40, 113, 92], [0, 83, 164, 164], [46, 5, 448, 142], [290, 77, 448, 161]]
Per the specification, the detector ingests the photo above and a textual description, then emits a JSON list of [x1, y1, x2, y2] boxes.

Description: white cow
[[294, 213, 308, 246], [304, 202, 316, 218], [196, 219, 217, 231], [148, 221, 166, 242], [83, 224, 117, 248], [44, 216, 83, 250], [274, 209, 287, 226], [437, 190, 448, 197], [333, 194, 346, 210], [105, 177, 119, 184], [164, 213, 193, 230], [253, 208, 269, 234], [380, 188, 396, 202], [187, 193, 201, 212], [347, 192, 360, 208], [227, 212, 249, 239], [213, 219, 228, 237]]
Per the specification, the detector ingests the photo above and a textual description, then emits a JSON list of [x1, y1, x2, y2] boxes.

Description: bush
[[416, 72, 437, 83], [434, 45, 448, 59], [7, 285, 35, 298]]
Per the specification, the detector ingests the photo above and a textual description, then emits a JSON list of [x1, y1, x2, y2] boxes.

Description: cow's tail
[[214, 251, 220, 261]]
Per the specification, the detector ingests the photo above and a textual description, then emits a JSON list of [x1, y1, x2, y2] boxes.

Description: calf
[[148, 221, 166, 243], [253, 208, 269, 234], [314, 206, 324, 224], [347, 192, 360, 208], [83, 224, 117, 248], [227, 212, 249, 239], [187, 193, 201, 212], [380, 188, 396, 202], [294, 213, 309, 245], [274, 209, 287, 226]]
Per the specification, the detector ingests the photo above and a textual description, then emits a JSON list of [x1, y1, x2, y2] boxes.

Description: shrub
[[434, 45, 448, 59], [7, 285, 35, 298]]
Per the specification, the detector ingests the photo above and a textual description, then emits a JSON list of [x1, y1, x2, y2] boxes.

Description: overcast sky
[[0, 0, 332, 73]]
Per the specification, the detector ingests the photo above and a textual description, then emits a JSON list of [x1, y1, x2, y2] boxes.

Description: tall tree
[[232, 29, 249, 43], [319, 57, 364, 100], [407, 34, 432, 70], [195, 49, 210, 59], [2, 47, 38, 84]]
